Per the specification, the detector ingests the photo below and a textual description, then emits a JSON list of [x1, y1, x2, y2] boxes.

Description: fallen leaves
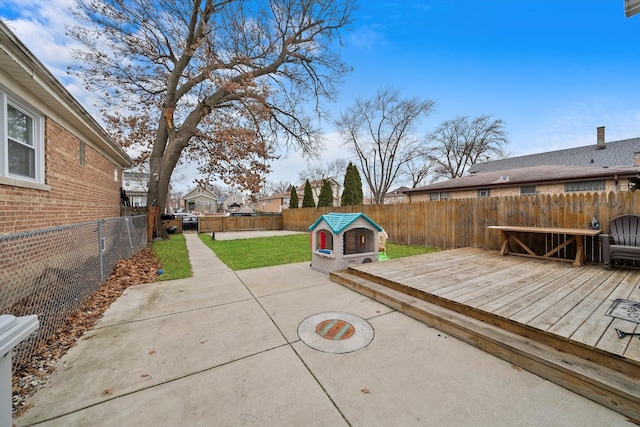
[[12, 246, 162, 417]]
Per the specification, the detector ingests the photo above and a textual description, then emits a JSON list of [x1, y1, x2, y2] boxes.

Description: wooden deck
[[331, 248, 640, 420]]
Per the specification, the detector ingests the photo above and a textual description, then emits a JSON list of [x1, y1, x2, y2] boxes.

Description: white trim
[[0, 88, 45, 185]]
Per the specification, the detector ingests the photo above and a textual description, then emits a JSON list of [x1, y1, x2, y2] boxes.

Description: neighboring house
[[182, 186, 218, 214], [296, 178, 341, 207], [122, 171, 149, 207], [405, 165, 640, 201], [257, 191, 290, 213], [384, 187, 410, 204], [221, 192, 246, 213], [0, 22, 133, 234], [406, 127, 640, 201], [469, 127, 640, 173]]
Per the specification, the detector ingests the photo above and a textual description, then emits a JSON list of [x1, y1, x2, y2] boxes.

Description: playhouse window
[[315, 229, 333, 251], [343, 228, 376, 255]]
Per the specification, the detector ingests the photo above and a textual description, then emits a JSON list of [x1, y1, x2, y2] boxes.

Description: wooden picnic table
[[488, 225, 602, 266]]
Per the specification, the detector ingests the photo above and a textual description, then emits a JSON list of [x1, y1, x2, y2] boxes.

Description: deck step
[[331, 269, 640, 421]]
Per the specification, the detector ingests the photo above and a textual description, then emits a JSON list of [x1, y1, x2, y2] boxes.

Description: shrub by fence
[[283, 192, 640, 260], [0, 215, 147, 369]]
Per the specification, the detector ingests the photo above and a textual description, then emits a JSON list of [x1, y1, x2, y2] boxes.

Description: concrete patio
[[17, 232, 630, 426]]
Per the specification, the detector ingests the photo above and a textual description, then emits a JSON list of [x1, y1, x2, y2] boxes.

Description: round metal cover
[[298, 312, 374, 354]]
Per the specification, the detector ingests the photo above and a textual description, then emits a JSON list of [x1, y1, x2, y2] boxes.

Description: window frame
[[564, 180, 606, 193], [520, 185, 537, 196], [429, 192, 450, 201], [477, 188, 491, 198], [0, 89, 45, 186]]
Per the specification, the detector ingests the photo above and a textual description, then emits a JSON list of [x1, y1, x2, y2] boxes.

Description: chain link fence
[[0, 215, 147, 369]]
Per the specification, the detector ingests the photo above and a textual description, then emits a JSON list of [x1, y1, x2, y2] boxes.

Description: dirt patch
[[12, 246, 162, 417]]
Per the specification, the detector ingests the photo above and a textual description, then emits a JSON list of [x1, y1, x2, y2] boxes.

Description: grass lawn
[[152, 234, 192, 280], [199, 233, 312, 270], [199, 232, 440, 271]]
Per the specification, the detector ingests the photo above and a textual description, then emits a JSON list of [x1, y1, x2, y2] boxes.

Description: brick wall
[[0, 118, 122, 234], [409, 179, 627, 202]]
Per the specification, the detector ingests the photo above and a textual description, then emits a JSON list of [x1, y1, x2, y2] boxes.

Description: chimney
[[634, 152, 640, 167], [596, 126, 605, 149]]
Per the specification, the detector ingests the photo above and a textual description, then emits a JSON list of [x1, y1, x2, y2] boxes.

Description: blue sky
[[2, 1, 640, 191]]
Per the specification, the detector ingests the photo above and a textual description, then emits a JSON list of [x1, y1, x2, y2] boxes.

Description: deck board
[[476, 267, 573, 313], [508, 268, 601, 325], [528, 269, 616, 331], [451, 263, 561, 304], [568, 270, 637, 347], [334, 248, 640, 418], [346, 248, 640, 368], [548, 269, 630, 338]]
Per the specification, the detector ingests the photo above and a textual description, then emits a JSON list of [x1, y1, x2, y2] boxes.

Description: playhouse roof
[[308, 212, 383, 233]]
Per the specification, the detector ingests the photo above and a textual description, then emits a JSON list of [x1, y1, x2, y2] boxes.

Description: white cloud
[[4, 2, 101, 115], [348, 24, 387, 51], [268, 131, 350, 185]]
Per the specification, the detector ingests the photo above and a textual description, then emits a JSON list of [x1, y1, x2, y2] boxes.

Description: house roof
[[308, 212, 383, 233], [469, 137, 640, 174], [386, 187, 410, 196], [0, 21, 132, 168], [183, 187, 217, 200], [258, 191, 289, 202], [222, 192, 245, 203], [405, 165, 640, 194]]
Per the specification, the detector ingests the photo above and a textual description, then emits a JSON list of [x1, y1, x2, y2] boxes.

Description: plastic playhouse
[[308, 212, 384, 274]]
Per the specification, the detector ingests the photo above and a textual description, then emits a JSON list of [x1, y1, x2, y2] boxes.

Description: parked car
[[174, 212, 198, 230]]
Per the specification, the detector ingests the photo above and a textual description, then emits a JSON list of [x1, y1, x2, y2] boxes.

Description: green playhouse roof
[[308, 212, 383, 234]]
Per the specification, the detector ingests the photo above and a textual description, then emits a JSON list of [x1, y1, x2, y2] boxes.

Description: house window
[[477, 188, 490, 198], [520, 185, 536, 195], [0, 91, 44, 183], [564, 180, 606, 193], [429, 192, 450, 201]]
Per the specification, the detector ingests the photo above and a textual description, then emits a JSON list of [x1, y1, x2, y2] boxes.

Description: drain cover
[[298, 312, 374, 353]]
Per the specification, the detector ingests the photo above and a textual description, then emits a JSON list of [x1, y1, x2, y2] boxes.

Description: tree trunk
[[148, 127, 187, 239]]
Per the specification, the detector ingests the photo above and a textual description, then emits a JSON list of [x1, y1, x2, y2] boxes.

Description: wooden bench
[[488, 226, 601, 266], [601, 214, 640, 269]]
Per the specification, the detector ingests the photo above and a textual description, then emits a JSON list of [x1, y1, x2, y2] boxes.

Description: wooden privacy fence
[[282, 192, 640, 254], [199, 215, 283, 232]]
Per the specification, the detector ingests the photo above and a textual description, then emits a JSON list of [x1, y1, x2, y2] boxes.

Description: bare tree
[[336, 87, 436, 204], [428, 115, 509, 180], [255, 180, 290, 198], [297, 158, 348, 185], [402, 155, 433, 188], [270, 180, 293, 194], [68, 0, 355, 236]]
